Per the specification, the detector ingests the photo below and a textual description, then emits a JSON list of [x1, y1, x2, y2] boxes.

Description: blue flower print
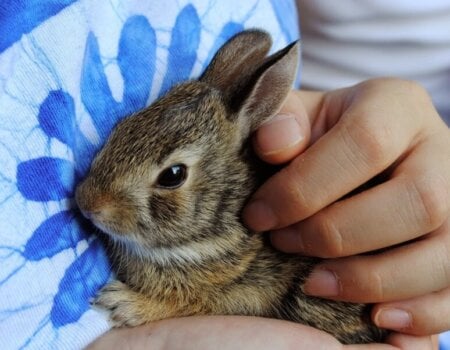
[[2, 13, 160, 347], [0, 1, 300, 349], [0, 0, 77, 53], [159, 4, 201, 95], [2, 7, 216, 346]]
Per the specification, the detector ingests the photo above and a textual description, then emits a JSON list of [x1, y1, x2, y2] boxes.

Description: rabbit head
[[75, 30, 299, 255]]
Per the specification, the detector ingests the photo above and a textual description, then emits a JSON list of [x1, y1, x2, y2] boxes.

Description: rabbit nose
[[75, 184, 114, 221], [78, 198, 117, 230]]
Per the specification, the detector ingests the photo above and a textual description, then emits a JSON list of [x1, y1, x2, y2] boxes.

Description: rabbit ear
[[200, 30, 272, 103], [234, 40, 299, 139], [201, 30, 299, 140]]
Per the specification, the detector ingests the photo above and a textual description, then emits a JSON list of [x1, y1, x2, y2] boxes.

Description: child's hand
[[244, 78, 450, 336], [87, 316, 436, 350]]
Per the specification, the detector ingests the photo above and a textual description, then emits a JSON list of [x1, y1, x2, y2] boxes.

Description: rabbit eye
[[156, 164, 187, 189]]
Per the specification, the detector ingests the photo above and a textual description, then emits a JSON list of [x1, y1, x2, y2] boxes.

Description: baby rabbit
[[75, 30, 386, 344]]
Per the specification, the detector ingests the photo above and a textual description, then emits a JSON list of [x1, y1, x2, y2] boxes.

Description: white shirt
[[297, 0, 450, 121]]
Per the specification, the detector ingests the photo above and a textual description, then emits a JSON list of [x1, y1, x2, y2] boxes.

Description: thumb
[[252, 90, 320, 164]]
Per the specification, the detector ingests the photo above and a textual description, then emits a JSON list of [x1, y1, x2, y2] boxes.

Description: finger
[[433, 335, 440, 350], [88, 316, 346, 350], [344, 344, 398, 350], [385, 333, 436, 350], [302, 224, 450, 302], [151, 316, 343, 350], [271, 146, 450, 256], [252, 92, 312, 164], [372, 287, 450, 335], [244, 83, 422, 232], [86, 326, 151, 350], [271, 176, 438, 256]]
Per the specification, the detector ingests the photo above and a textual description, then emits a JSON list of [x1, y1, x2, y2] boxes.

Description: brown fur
[[75, 30, 386, 344]]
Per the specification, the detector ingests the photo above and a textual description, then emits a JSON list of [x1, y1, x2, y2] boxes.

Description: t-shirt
[[297, 0, 450, 123], [0, 1, 298, 349]]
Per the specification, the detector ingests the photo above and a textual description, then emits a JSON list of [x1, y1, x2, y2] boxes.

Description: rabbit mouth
[[90, 217, 129, 238]]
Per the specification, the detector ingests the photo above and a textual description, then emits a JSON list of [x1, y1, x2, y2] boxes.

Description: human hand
[[243, 78, 450, 336], [86, 316, 436, 350]]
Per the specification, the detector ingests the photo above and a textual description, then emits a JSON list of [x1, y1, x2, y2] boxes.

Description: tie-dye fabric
[[2, 1, 449, 349], [0, 1, 299, 349], [442, 332, 450, 350]]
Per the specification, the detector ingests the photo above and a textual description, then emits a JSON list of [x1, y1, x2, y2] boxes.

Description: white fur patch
[[115, 233, 235, 267], [145, 243, 205, 265]]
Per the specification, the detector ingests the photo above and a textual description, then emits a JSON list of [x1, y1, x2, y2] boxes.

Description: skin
[[87, 316, 437, 350], [244, 78, 450, 337], [88, 78, 442, 349]]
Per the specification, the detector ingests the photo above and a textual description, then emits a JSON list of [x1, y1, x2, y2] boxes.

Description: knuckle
[[390, 78, 427, 94], [368, 78, 429, 98], [361, 265, 385, 302], [385, 79, 436, 115], [436, 238, 450, 286], [284, 165, 321, 215], [342, 259, 386, 302], [342, 116, 393, 169], [410, 304, 450, 336], [398, 79, 430, 100], [409, 174, 450, 230], [314, 214, 345, 258]]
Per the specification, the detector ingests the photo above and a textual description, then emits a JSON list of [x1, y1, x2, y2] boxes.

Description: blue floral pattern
[[1, 2, 450, 349], [0, 1, 299, 349]]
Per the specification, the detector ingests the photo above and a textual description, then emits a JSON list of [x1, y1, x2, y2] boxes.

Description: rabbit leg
[[94, 280, 175, 327]]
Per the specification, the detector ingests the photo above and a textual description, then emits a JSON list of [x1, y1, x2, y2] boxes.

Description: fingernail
[[270, 227, 304, 253], [303, 269, 340, 297], [256, 114, 303, 155], [243, 199, 277, 231], [374, 308, 412, 330]]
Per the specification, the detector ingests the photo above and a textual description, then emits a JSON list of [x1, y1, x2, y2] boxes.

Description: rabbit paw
[[93, 280, 147, 327]]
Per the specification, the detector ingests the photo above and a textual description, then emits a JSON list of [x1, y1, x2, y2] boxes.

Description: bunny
[[75, 29, 386, 344]]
